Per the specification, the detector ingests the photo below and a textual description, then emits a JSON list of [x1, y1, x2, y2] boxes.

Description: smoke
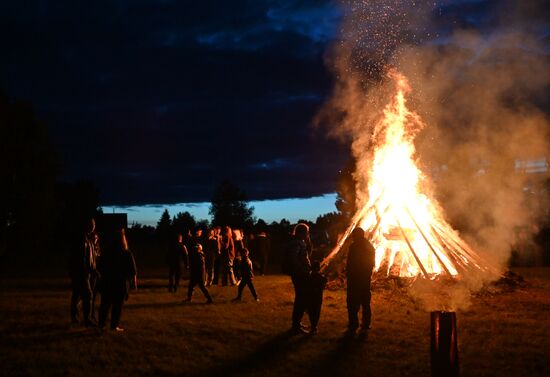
[[396, 29, 549, 267], [316, 0, 549, 307]]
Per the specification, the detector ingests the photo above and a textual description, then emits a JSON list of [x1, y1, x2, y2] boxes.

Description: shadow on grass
[[192, 330, 310, 377], [304, 333, 371, 377]]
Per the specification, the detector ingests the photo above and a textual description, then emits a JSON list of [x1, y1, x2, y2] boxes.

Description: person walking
[[186, 242, 213, 304], [233, 248, 259, 301]]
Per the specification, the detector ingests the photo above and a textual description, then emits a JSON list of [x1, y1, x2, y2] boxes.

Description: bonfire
[[321, 71, 496, 282]]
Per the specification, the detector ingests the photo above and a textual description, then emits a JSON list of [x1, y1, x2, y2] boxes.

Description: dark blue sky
[[1, 0, 547, 206]]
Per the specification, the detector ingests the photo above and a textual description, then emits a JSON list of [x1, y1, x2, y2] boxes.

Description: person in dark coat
[[233, 248, 259, 301], [254, 231, 270, 275], [69, 217, 97, 326], [204, 228, 220, 286], [308, 260, 327, 334], [167, 233, 188, 292], [98, 228, 137, 332], [346, 227, 376, 337], [186, 242, 213, 303], [288, 223, 312, 334]]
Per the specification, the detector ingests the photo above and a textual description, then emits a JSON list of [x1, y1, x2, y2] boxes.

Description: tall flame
[[323, 71, 492, 279]]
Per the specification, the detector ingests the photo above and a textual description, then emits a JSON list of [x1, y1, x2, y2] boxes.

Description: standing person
[[255, 231, 270, 275], [69, 217, 97, 326], [166, 233, 188, 292], [211, 226, 222, 285], [186, 242, 213, 304], [193, 227, 204, 247], [98, 228, 137, 332], [204, 228, 220, 286], [232, 248, 259, 301], [308, 260, 327, 335], [219, 226, 236, 286], [287, 223, 312, 334], [90, 230, 101, 322], [233, 229, 245, 282], [346, 227, 376, 338]]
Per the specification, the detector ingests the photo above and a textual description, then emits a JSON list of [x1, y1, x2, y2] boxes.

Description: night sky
[[1, 1, 548, 210]]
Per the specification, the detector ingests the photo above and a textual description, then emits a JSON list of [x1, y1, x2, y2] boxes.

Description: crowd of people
[[69, 219, 376, 339], [165, 225, 267, 302]]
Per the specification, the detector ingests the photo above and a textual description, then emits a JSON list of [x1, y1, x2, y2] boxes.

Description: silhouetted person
[[346, 227, 376, 337], [186, 242, 213, 303], [233, 229, 245, 281], [90, 230, 101, 321], [233, 248, 259, 301], [288, 223, 312, 334], [220, 226, 237, 286], [204, 228, 220, 286], [211, 226, 222, 284], [194, 227, 204, 246], [254, 231, 270, 275], [98, 228, 137, 332], [167, 233, 188, 292], [69, 217, 97, 326], [308, 260, 327, 334]]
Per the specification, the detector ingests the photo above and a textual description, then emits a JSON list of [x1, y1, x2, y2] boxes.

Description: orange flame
[[323, 71, 491, 279]]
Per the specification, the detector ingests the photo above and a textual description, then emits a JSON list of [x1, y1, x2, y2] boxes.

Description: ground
[[1, 268, 549, 377]]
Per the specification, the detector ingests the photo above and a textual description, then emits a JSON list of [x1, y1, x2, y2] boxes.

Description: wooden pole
[[395, 216, 430, 279], [404, 208, 454, 277], [321, 192, 384, 270]]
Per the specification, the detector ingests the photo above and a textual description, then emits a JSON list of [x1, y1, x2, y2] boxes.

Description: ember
[[321, 71, 495, 280]]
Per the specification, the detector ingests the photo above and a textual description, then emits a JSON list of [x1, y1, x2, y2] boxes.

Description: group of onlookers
[[70, 219, 376, 339], [166, 226, 265, 302]]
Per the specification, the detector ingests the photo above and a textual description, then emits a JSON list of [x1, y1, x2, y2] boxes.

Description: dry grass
[[1, 268, 549, 377]]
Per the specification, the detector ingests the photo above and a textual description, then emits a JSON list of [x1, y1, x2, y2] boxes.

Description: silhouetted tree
[[209, 180, 255, 229], [0, 92, 58, 258], [196, 219, 210, 233], [55, 180, 101, 258], [172, 211, 196, 234], [315, 212, 346, 246], [255, 219, 268, 233], [156, 209, 172, 241]]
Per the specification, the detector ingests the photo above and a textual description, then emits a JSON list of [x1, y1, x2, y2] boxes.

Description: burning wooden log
[[320, 192, 384, 270], [404, 207, 454, 278], [395, 216, 430, 279], [430, 311, 459, 377]]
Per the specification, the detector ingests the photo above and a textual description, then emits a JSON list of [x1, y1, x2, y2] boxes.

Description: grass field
[[1, 268, 549, 377]]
